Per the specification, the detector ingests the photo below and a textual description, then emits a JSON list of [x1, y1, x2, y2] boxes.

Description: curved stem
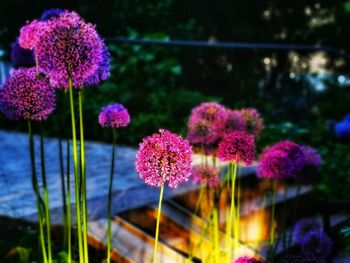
[[107, 129, 117, 263], [69, 75, 84, 263], [78, 91, 89, 263], [28, 120, 48, 263], [153, 184, 165, 263], [40, 134, 52, 263]]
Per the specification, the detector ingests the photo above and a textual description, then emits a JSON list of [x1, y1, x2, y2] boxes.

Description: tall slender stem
[[59, 138, 68, 249], [107, 129, 116, 263], [269, 180, 277, 246], [66, 140, 72, 263], [68, 74, 84, 263], [78, 91, 89, 263], [28, 120, 48, 263], [40, 134, 52, 263], [227, 162, 237, 262], [153, 184, 165, 263]]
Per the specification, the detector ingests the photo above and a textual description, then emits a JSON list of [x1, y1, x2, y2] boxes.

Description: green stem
[[66, 140, 72, 263], [153, 184, 165, 263], [227, 162, 237, 262], [58, 138, 68, 250], [28, 120, 48, 263], [269, 180, 277, 246], [40, 134, 52, 263], [213, 208, 220, 263], [78, 91, 89, 263], [68, 75, 84, 263], [107, 129, 117, 263]]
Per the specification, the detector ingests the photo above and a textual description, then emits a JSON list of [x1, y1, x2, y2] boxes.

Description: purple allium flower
[[0, 68, 55, 121], [300, 231, 333, 262], [296, 146, 322, 184], [187, 102, 226, 145], [232, 256, 261, 263], [36, 11, 106, 89], [135, 129, 192, 188], [293, 218, 322, 244], [221, 109, 245, 135], [192, 165, 220, 187], [11, 39, 35, 67], [188, 120, 220, 145], [19, 20, 46, 50], [98, 103, 130, 128], [40, 8, 63, 21], [84, 41, 110, 86], [217, 131, 255, 165], [257, 148, 293, 179], [301, 146, 321, 167], [239, 108, 264, 137], [271, 141, 306, 174]]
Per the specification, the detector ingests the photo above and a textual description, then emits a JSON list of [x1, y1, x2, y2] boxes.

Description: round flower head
[[40, 8, 63, 21], [192, 165, 220, 187], [239, 108, 264, 137], [11, 39, 35, 67], [188, 102, 226, 146], [217, 131, 255, 165], [188, 119, 220, 145], [36, 11, 105, 89], [84, 40, 110, 86], [135, 129, 192, 188], [0, 68, 55, 121], [271, 141, 306, 174], [19, 19, 46, 50], [302, 146, 321, 167], [232, 256, 261, 263], [296, 146, 322, 184], [98, 103, 130, 128], [257, 148, 293, 179], [221, 109, 245, 135], [300, 231, 332, 262], [293, 218, 321, 244]]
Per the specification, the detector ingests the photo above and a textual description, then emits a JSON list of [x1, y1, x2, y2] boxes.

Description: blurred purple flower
[[239, 108, 264, 137], [335, 118, 350, 139], [293, 218, 322, 244], [257, 148, 293, 179], [135, 129, 192, 188], [192, 165, 220, 187], [300, 231, 333, 262], [221, 109, 245, 135], [19, 20, 46, 50], [98, 103, 130, 128], [11, 39, 35, 67]]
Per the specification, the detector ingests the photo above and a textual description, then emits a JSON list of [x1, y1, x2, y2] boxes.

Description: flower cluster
[[271, 141, 305, 173], [221, 109, 245, 135], [300, 231, 333, 262], [0, 68, 55, 121], [36, 11, 106, 88], [19, 20, 46, 50], [98, 103, 130, 128], [293, 218, 321, 243], [232, 256, 261, 263], [135, 129, 192, 188], [192, 165, 220, 187], [239, 108, 264, 137], [11, 39, 35, 67], [217, 131, 255, 164]]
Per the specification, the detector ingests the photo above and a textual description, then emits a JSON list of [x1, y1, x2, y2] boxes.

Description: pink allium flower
[[135, 129, 192, 188], [239, 108, 264, 137], [257, 148, 293, 179], [19, 20, 46, 50], [187, 120, 220, 145], [0, 68, 55, 121], [192, 165, 220, 187], [221, 109, 245, 135], [187, 102, 226, 145], [36, 11, 106, 89], [217, 131, 255, 164], [232, 256, 261, 263], [271, 141, 306, 174], [98, 103, 130, 128]]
